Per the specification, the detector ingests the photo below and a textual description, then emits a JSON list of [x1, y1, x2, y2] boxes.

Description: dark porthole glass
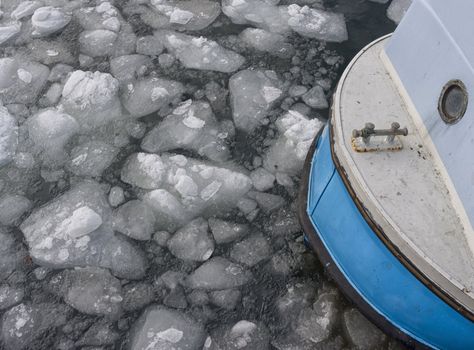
[[438, 80, 468, 124]]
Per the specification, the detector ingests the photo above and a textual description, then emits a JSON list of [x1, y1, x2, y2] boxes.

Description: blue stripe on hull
[[307, 126, 474, 350]]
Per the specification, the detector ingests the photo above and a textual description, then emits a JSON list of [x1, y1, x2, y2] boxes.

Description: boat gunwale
[[297, 127, 430, 349], [328, 35, 474, 322]]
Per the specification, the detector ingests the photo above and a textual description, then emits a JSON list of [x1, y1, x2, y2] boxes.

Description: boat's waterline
[[300, 32, 474, 349]]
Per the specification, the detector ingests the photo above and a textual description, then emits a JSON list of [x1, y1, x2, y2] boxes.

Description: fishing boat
[[298, 0, 474, 348]]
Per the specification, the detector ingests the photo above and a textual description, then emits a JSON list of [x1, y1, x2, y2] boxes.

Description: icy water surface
[[0, 0, 412, 349]]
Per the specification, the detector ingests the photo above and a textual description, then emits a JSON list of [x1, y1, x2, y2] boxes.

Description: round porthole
[[438, 80, 468, 124]]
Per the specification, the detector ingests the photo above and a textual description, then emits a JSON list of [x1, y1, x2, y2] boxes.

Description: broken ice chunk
[[146, 0, 221, 31], [156, 30, 245, 73], [60, 70, 122, 130], [0, 106, 18, 167], [121, 76, 184, 117], [222, 0, 290, 34], [143, 189, 192, 232], [223, 0, 347, 42], [0, 194, 32, 226], [27, 109, 79, 165], [112, 200, 156, 241], [129, 305, 207, 350], [187, 257, 252, 290], [167, 218, 215, 262], [68, 140, 118, 177], [0, 229, 26, 281], [121, 153, 166, 189], [122, 282, 155, 312], [343, 308, 387, 348], [75, 321, 119, 346], [208, 218, 249, 244], [141, 100, 231, 162], [0, 284, 24, 310], [108, 186, 125, 207], [1, 303, 69, 350], [19, 181, 147, 279], [160, 153, 253, 216], [136, 35, 164, 55], [11, 1, 42, 20], [209, 289, 241, 310], [75, 2, 121, 31], [302, 85, 328, 109], [0, 22, 21, 46], [110, 54, 151, 82], [250, 167, 275, 191], [0, 58, 49, 104], [295, 289, 340, 344], [240, 28, 295, 58], [230, 233, 272, 267], [63, 267, 123, 318], [255, 192, 285, 213], [229, 69, 286, 132], [286, 4, 348, 42], [79, 29, 118, 57], [209, 320, 271, 350], [387, 0, 412, 24], [264, 110, 324, 175], [31, 7, 71, 37], [40, 82, 63, 106], [136, 154, 252, 230]]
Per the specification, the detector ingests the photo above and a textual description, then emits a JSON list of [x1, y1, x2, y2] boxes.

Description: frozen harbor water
[[0, 0, 410, 349]]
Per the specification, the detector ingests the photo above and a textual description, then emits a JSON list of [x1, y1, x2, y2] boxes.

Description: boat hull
[[299, 125, 474, 350]]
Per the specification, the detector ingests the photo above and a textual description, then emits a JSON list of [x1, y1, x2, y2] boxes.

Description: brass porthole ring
[[438, 79, 468, 125]]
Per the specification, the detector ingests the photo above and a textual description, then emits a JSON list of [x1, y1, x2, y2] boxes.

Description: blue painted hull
[[300, 125, 474, 350]]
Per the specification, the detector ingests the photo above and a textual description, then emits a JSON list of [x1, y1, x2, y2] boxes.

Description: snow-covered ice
[[145, 0, 221, 31], [286, 4, 348, 42], [123, 152, 252, 229], [20, 181, 147, 279], [141, 100, 232, 162], [264, 110, 324, 175], [222, 0, 348, 42], [60, 70, 122, 130], [240, 28, 295, 58], [156, 30, 245, 73]]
